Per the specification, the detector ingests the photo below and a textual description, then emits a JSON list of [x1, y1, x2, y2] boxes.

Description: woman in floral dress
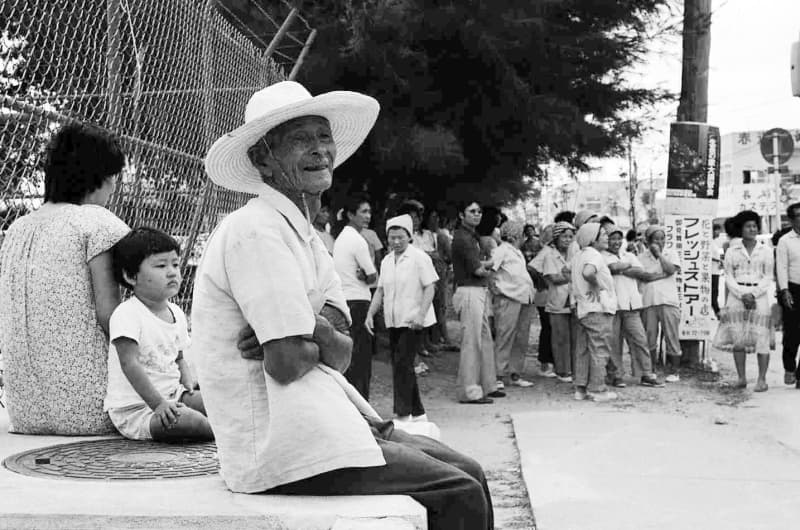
[[0, 123, 130, 434]]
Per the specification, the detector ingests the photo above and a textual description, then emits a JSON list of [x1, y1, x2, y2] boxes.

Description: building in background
[[718, 128, 800, 232]]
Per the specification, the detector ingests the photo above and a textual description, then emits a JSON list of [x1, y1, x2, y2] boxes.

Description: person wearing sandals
[[542, 221, 576, 382], [639, 225, 683, 382], [715, 210, 773, 391], [601, 223, 664, 389], [571, 223, 618, 402], [451, 200, 504, 404]]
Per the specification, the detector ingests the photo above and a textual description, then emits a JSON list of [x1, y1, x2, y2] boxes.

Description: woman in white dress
[[717, 210, 773, 391]]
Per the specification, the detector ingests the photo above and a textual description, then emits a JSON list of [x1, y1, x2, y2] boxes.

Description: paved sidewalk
[[513, 402, 800, 530]]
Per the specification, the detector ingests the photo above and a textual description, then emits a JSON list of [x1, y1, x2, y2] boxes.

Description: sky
[[589, 0, 800, 182]]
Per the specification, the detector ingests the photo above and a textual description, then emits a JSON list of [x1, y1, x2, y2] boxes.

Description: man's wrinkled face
[[254, 115, 336, 194]]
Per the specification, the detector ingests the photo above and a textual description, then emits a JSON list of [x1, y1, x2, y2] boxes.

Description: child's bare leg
[[180, 390, 207, 415], [149, 405, 213, 442]]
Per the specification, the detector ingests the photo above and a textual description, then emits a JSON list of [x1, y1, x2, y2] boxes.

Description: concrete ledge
[[0, 409, 426, 530]]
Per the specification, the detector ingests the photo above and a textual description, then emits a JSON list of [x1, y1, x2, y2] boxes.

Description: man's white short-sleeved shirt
[[378, 246, 438, 328], [104, 296, 189, 410], [333, 226, 376, 301], [190, 185, 384, 494]]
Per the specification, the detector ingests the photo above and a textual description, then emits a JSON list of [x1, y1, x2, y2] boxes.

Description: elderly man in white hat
[[190, 81, 492, 530]]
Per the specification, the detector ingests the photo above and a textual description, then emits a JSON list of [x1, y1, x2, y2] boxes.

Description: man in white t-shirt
[[333, 194, 378, 399], [192, 81, 493, 530]]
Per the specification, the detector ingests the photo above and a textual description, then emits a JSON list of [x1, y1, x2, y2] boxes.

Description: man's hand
[[649, 243, 661, 258], [742, 293, 757, 310], [781, 289, 795, 310], [237, 325, 263, 360], [153, 400, 183, 429], [408, 314, 425, 330], [356, 267, 367, 282]]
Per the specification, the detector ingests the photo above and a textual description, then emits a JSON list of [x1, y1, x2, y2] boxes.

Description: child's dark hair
[[113, 227, 181, 289]]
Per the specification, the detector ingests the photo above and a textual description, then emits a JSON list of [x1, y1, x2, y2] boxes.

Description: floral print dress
[[0, 203, 129, 434]]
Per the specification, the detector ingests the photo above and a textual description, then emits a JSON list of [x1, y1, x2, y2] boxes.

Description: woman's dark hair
[[723, 216, 736, 238], [113, 227, 181, 289], [44, 122, 125, 204], [476, 206, 501, 236], [332, 192, 371, 238], [554, 210, 575, 224], [625, 229, 637, 242], [730, 210, 761, 238]]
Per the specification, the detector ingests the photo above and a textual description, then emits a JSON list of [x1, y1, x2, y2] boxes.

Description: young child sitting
[[104, 227, 213, 441]]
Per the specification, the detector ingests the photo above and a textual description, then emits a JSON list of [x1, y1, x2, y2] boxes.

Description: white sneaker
[[412, 413, 429, 422], [394, 415, 413, 423], [510, 377, 534, 387], [587, 390, 618, 402], [540, 364, 557, 378], [665, 374, 680, 383], [573, 388, 587, 400], [556, 375, 573, 383], [496, 380, 506, 390]]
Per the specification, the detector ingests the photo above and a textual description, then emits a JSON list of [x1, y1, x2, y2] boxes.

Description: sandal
[[460, 397, 494, 404]]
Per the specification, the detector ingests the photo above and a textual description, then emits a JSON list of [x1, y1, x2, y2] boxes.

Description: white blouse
[[724, 239, 774, 300]]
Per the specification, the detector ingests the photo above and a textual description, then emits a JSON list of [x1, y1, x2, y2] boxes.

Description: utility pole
[[628, 138, 637, 228], [677, 0, 712, 366], [677, 0, 711, 122]]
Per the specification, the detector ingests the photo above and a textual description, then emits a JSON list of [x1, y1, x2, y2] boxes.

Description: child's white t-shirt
[[104, 296, 190, 410]]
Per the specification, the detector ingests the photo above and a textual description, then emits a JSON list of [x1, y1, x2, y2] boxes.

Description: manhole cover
[[3, 438, 219, 480]]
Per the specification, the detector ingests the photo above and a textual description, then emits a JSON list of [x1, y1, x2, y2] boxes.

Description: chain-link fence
[[0, 0, 316, 310]]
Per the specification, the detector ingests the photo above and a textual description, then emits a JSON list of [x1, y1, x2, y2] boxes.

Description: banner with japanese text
[[666, 122, 721, 216], [664, 214, 716, 339]]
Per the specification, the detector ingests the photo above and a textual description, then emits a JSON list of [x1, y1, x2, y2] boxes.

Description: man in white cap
[[191, 81, 492, 529]]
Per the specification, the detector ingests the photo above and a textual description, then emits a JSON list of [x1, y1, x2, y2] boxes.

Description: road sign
[[760, 128, 794, 164]]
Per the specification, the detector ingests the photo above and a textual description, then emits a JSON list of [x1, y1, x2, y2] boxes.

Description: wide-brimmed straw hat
[[205, 81, 380, 194]]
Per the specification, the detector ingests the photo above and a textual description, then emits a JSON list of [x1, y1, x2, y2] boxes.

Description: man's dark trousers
[[345, 300, 373, 399], [782, 283, 800, 377], [269, 420, 494, 530]]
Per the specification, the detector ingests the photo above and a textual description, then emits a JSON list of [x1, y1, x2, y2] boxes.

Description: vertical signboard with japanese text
[[666, 122, 721, 216], [664, 214, 715, 339]]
